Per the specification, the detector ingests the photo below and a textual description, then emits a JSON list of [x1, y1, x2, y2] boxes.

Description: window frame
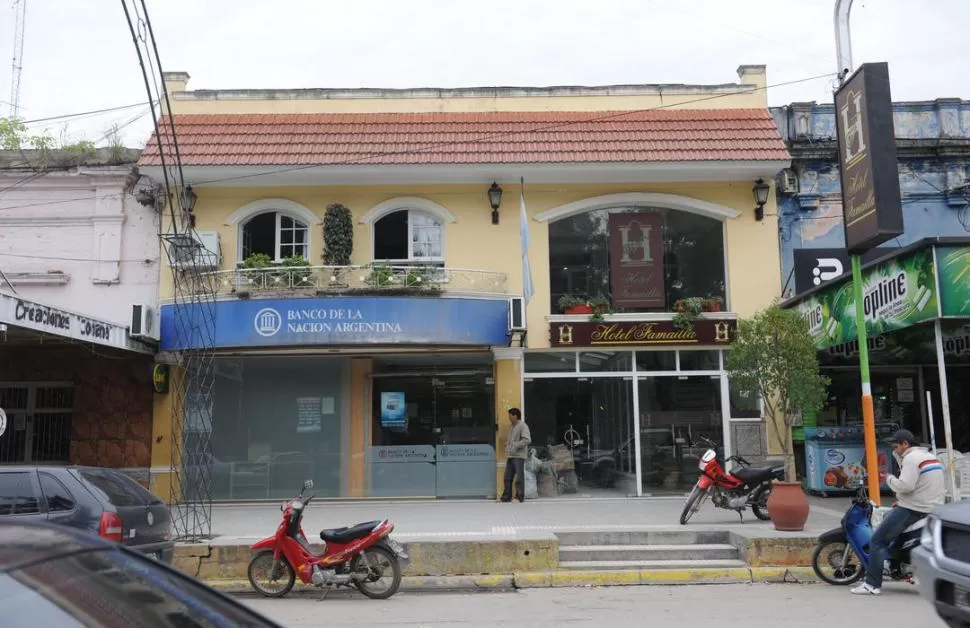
[[371, 208, 445, 265], [546, 205, 729, 314], [239, 210, 310, 263], [38, 472, 76, 513]]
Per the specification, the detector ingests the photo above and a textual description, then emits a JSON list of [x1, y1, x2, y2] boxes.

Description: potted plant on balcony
[[558, 295, 593, 315], [403, 265, 442, 295], [365, 262, 396, 290], [672, 296, 704, 331], [277, 255, 313, 289], [236, 253, 274, 295], [587, 294, 613, 322], [702, 296, 723, 312], [725, 303, 830, 532]]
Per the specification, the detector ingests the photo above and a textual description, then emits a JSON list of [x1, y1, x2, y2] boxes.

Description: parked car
[[912, 499, 970, 627], [0, 466, 175, 563], [0, 520, 280, 627]]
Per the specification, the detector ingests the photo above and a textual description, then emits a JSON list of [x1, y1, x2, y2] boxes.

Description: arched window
[[373, 209, 443, 264], [548, 206, 726, 313], [241, 211, 309, 261]]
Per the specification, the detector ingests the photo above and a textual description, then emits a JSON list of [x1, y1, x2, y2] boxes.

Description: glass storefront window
[[525, 352, 576, 372], [524, 377, 636, 496], [207, 355, 348, 500], [679, 350, 720, 371], [548, 207, 726, 314], [579, 351, 632, 372], [636, 351, 676, 372], [728, 377, 761, 418], [369, 355, 495, 498], [637, 376, 723, 491]]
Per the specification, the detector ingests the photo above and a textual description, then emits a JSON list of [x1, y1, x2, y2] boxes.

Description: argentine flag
[[519, 177, 535, 304]]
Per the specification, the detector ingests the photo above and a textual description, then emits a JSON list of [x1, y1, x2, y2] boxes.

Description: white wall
[[0, 167, 160, 325]]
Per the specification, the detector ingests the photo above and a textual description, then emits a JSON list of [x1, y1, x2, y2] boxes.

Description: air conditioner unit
[[780, 169, 799, 194], [508, 296, 526, 331], [170, 230, 221, 270], [130, 304, 159, 341]]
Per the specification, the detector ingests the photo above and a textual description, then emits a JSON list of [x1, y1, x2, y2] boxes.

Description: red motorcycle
[[247, 480, 408, 599], [679, 437, 784, 525]]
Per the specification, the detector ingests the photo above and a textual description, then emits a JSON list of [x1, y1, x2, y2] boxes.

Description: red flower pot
[[564, 304, 594, 315]]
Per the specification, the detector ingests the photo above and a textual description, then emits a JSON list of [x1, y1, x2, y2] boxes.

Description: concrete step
[[558, 559, 748, 571], [559, 543, 740, 563], [555, 530, 731, 547]]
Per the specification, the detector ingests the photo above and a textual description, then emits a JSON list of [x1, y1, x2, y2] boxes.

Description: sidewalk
[[206, 494, 848, 542]]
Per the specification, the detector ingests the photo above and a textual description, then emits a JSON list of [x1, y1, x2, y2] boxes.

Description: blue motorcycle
[[811, 483, 926, 586]]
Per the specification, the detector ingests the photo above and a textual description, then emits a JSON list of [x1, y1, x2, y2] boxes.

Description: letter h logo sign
[[839, 90, 867, 167]]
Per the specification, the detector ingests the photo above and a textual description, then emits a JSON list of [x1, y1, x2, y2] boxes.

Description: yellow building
[[143, 65, 788, 502]]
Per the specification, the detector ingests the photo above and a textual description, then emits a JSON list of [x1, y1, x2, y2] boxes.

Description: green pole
[[851, 254, 882, 506]]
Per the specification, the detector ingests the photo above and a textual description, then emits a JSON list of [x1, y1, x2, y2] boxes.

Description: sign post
[[834, 62, 904, 505]]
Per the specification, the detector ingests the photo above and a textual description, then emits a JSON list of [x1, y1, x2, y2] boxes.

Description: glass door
[[370, 374, 438, 497], [637, 375, 723, 493]]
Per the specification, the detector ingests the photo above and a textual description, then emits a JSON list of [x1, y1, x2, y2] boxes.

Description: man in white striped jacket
[[852, 429, 945, 596]]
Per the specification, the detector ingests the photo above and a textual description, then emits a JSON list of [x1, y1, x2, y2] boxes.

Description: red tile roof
[[138, 109, 789, 167]]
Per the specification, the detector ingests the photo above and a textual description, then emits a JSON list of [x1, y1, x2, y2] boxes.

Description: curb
[[205, 567, 818, 594]]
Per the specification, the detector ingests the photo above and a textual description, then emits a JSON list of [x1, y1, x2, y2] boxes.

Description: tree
[[0, 116, 97, 168], [725, 303, 830, 482], [322, 203, 354, 266]]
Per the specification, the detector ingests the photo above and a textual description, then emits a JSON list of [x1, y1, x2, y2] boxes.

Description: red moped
[[247, 480, 409, 599]]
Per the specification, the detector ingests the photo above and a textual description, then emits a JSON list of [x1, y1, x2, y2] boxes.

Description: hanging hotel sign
[[795, 246, 937, 350], [550, 319, 735, 347], [834, 62, 903, 254], [608, 212, 665, 308], [0, 292, 131, 351]]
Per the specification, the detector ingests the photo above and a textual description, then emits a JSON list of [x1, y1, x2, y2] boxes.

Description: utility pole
[[834, 0, 882, 505]]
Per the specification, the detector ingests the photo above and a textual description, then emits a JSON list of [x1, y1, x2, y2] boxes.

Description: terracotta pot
[[766, 480, 810, 531], [565, 304, 594, 315], [709, 302, 721, 312]]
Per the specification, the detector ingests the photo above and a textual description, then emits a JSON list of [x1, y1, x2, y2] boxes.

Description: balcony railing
[[202, 264, 509, 298]]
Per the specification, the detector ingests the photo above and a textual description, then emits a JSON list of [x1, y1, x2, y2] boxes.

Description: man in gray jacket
[[851, 429, 945, 596], [500, 408, 531, 503]]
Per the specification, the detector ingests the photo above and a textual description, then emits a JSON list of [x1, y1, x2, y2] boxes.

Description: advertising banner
[[796, 247, 937, 350], [380, 392, 407, 427], [937, 246, 970, 317]]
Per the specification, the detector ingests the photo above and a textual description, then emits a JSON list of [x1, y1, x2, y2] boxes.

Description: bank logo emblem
[[812, 257, 844, 286], [254, 308, 282, 337]]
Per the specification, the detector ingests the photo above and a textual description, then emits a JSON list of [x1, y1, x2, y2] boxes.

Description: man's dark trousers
[[501, 458, 525, 502]]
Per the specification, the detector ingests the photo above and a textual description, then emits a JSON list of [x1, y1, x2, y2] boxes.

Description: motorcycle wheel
[[811, 541, 864, 586], [351, 546, 402, 600], [247, 550, 295, 598], [751, 485, 772, 521], [679, 485, 708, 525]]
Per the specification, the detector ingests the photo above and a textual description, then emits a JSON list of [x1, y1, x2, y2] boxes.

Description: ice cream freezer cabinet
[[804, 425, 897, 495]]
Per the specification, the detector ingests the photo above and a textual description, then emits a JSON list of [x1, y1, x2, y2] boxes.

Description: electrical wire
[[0, 251, 157, 263], [20, 101, 152, 125]]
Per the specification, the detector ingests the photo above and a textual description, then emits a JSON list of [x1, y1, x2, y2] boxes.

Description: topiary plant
[[323, 203, 353, 266]]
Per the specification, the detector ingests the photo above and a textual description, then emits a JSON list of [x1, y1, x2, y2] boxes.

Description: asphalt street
[[240, 582, 947, 627]]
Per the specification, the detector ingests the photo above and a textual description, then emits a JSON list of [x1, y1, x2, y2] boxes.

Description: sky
[[1, 0, 967, 148]]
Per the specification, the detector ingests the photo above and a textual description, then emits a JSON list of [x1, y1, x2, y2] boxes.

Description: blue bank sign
[[160, 296, 510, 350]]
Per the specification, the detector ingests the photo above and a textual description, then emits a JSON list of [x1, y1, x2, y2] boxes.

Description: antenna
[[9, 0, 28, 118]]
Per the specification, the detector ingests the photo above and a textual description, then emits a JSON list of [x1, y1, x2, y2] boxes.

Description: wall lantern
[[180, 185, 197, 212], [752, 178, 770, 222], [488, 182, 503, 225], [180, 185, 198, 228]]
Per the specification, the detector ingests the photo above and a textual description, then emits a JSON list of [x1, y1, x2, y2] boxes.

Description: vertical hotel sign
[[834, 62, 903, 253], [609, 212, 664, 308]]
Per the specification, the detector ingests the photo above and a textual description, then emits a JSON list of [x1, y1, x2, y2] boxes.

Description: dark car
[[913, 499, 970, 627], [0, 520, 280, 627], [0, 466, 175, 563]]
